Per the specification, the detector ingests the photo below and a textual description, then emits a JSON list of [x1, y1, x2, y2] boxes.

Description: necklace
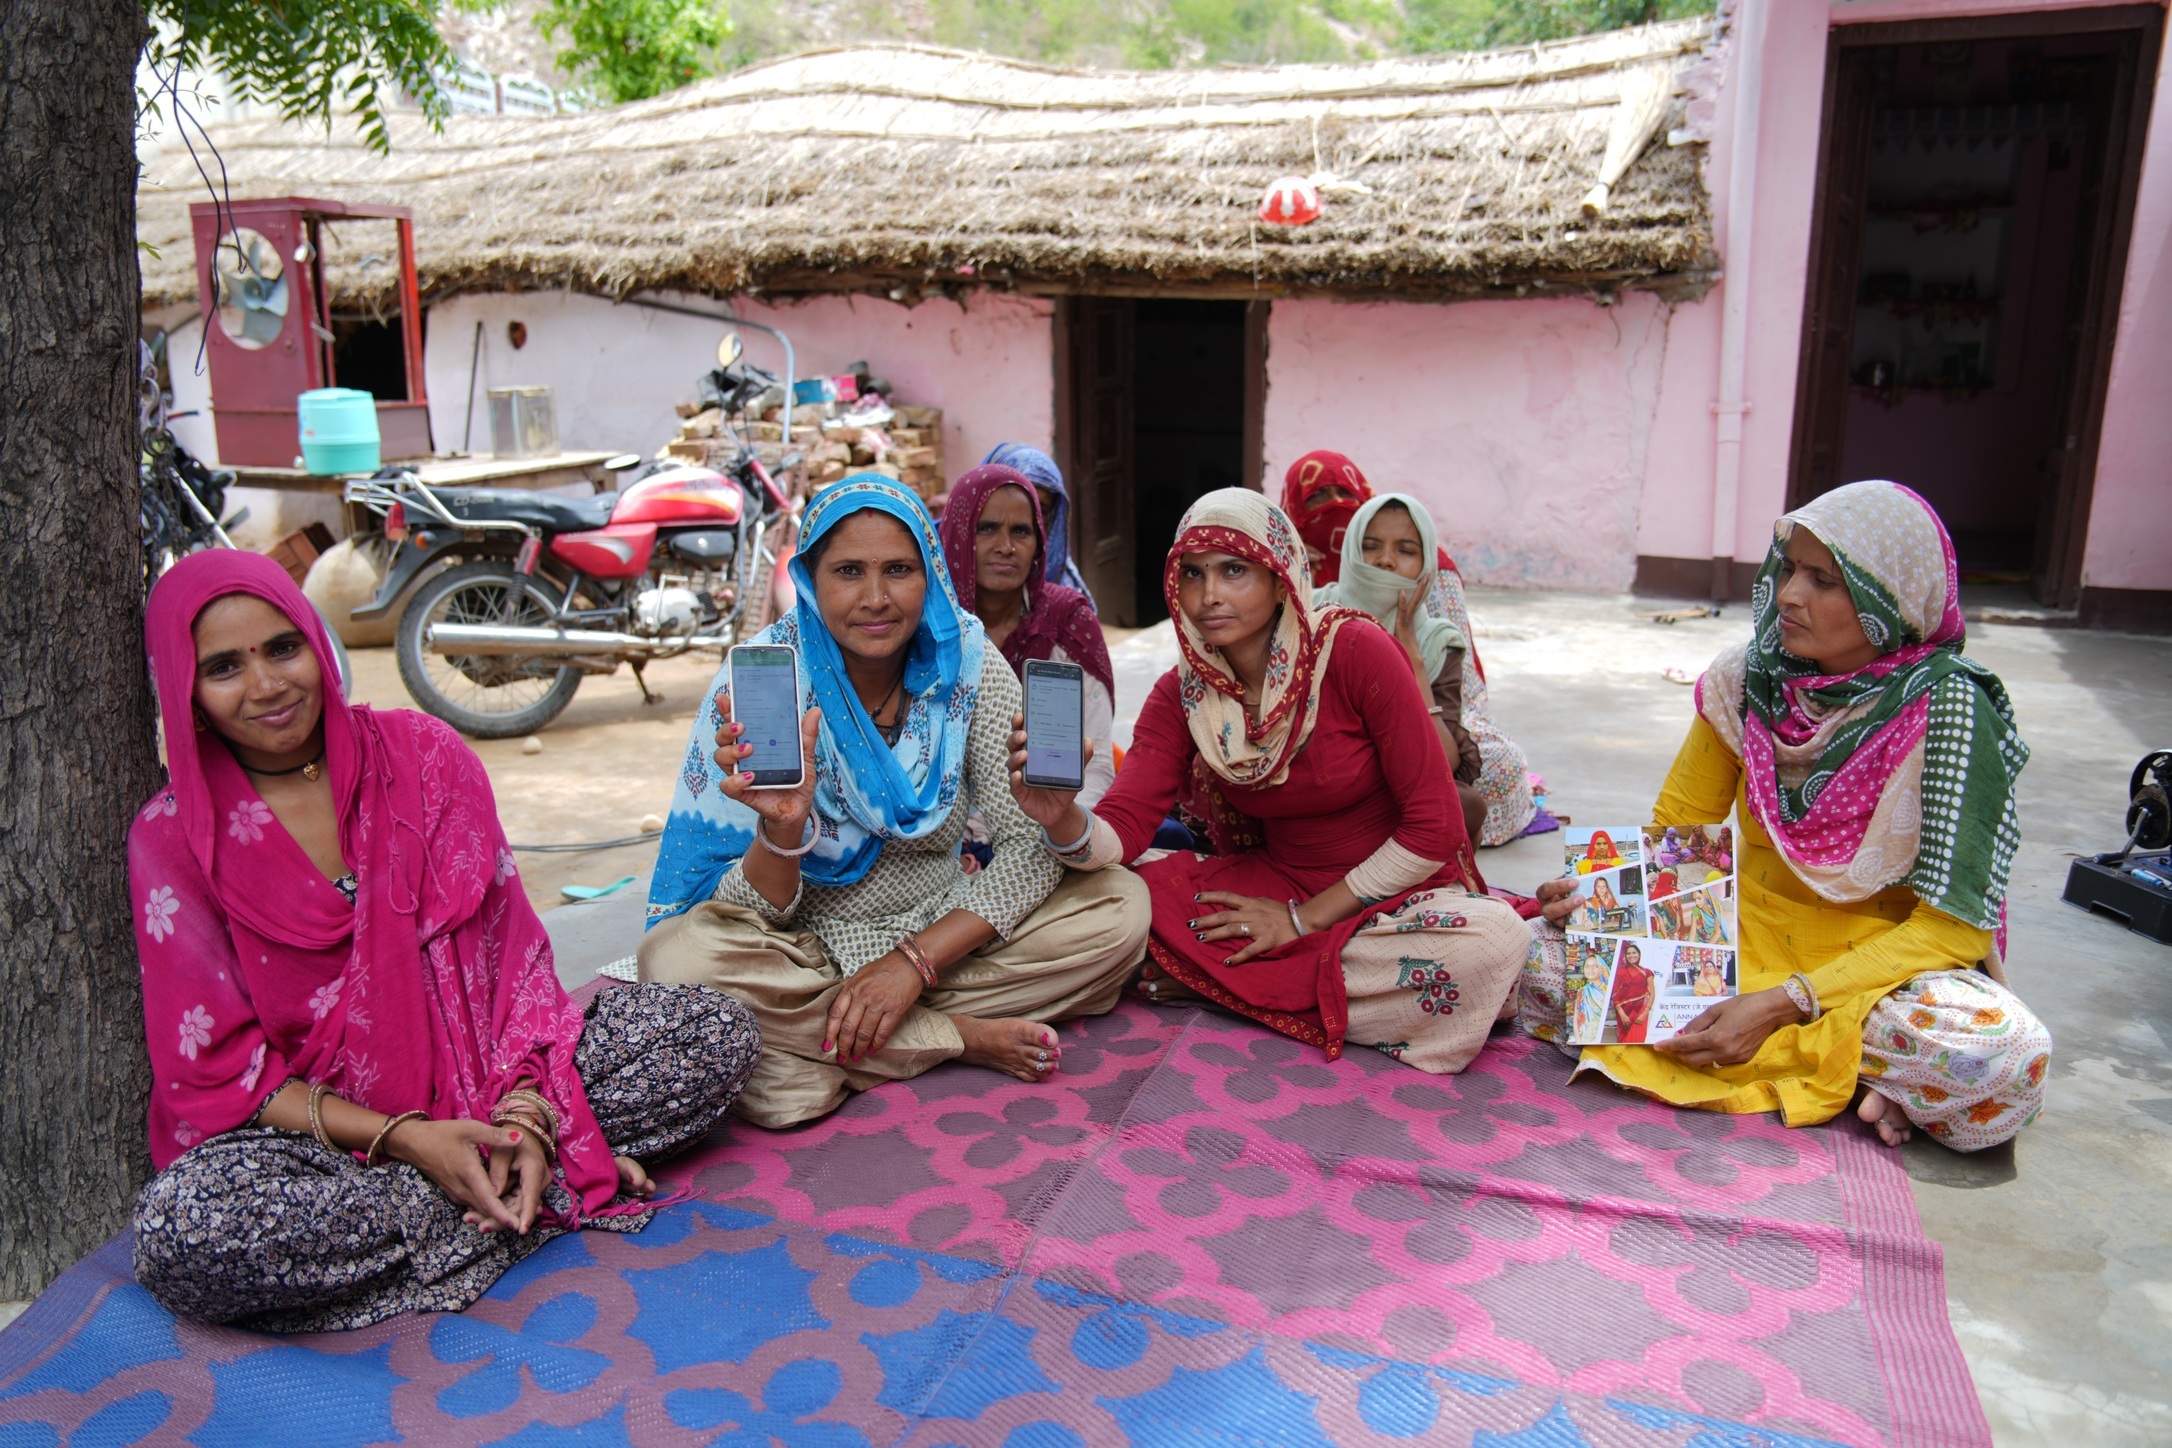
[[244, 752, 325, 782], [863, 676, 906, 745], [862, 676, 904, 723]]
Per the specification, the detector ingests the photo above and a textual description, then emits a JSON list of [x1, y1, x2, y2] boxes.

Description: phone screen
[[1024, 663, 1085, 789], [730, 647, 802, 785]]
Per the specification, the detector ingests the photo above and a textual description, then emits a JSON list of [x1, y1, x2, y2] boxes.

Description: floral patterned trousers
[[132, 982, 758, 1333], [1518, 933, 2049, 1152], [1857, 969, 2051, 1150], [1340, 889, 1531, 1074]]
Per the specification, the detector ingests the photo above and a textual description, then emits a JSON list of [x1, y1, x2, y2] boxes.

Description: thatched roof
[[137, 17, 1721, 310]]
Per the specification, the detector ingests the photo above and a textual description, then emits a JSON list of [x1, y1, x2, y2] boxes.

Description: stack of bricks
[[662, 400, 946, 501]]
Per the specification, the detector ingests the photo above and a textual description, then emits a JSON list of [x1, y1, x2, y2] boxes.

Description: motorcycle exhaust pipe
[[426, 623, 725, 657]]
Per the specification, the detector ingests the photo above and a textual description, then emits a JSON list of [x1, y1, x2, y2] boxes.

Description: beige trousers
[[638, 869, 1151, 1127]]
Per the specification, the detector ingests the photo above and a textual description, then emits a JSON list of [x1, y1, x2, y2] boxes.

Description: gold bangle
[[365, 1109, 429, 1168], [306, 1082, 335, 1151], [493, 1087, 560, 1142]]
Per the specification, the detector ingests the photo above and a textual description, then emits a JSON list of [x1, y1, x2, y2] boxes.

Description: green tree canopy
[[537, 0, 733, 105]]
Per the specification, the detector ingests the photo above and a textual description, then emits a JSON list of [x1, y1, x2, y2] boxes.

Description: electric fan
[[211, 227, 289, 349]]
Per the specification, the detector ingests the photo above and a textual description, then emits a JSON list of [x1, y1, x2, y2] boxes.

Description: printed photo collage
[[1561, 823, 1739, 1046]]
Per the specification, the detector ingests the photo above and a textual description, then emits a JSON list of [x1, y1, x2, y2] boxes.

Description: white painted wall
[[421, 289, 1057, 474]]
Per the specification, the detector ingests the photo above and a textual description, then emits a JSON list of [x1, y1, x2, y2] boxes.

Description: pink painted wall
[[1263, 293, 1672, 590], [401, 0, 2171, 602], [732, 292, 1056, 475], [2080, 10, 2172, 593], [422, 290, 1053, 475], [1634, 0, 1835, 576]]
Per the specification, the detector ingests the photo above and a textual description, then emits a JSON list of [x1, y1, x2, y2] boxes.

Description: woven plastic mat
[[0, 999, 1989, 1446]]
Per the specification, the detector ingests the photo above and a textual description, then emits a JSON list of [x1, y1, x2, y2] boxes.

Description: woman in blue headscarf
[[981, 443, 1094, 604], [641, 475, 1149, 1127]]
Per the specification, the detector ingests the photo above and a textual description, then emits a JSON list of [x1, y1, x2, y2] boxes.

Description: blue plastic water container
[[297, 388, 381, 474]]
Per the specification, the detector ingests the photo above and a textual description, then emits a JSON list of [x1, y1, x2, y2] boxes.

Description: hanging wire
[[508, 834, 661, 854]]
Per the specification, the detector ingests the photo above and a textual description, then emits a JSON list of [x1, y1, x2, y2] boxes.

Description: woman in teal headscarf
[[1316, 492, 1488, 841], [642, 475, 1149, 1127]]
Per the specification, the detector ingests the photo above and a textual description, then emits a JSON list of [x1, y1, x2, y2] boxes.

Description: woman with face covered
[[127, 551, 756, 1332], [1316, 492, 1488, 841], [1525, 480, 2050, 1151], [641, 475, 1148, 1127], [1007, 488, 1530, 1074], [1283, 451, 1538, 845]]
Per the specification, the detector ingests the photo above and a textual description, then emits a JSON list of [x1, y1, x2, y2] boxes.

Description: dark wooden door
[[1242, 299, 1270, 490], [1786, 45, 1880, 509], [1058, 297, 1138, 623]]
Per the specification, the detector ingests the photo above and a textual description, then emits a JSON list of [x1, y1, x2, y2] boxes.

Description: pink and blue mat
[[0, 997, 1990, 1446]]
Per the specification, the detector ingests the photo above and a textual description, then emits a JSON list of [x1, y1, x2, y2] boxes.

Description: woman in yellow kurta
[[1521, 481, 2050, 1152]]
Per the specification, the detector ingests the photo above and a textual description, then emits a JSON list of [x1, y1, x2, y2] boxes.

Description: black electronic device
[[2061, 749, 2172, 944], [1022, 658, 1087, 792]]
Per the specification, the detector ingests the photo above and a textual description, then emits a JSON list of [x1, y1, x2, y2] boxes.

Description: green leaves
[[144, 0, 454, 153], [738, 1, 1708, 73], [1406, 0, 1708, 54], [536, 0, 734, 105]]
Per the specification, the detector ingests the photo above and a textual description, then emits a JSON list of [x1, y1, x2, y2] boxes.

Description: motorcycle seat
[[430, 487, 620, 532]]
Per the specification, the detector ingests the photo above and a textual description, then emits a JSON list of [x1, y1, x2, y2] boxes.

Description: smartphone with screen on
[[1022, 658, 1087, 792], [727, 644, 805, 789]]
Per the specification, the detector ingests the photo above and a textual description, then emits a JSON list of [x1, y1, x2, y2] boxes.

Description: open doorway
[[1058, 297, 1267, 626], [1788, 7, 2160, 608], [329, 308, 413, 403]]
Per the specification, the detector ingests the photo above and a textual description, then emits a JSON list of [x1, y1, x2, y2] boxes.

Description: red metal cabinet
[[189, 196, 432, 467]]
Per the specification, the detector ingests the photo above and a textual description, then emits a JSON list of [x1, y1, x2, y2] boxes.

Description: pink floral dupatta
[[130, 551, 624, 1220]]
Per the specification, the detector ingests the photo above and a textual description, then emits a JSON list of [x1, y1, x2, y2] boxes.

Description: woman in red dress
[[1609, 942, 1655, 1044], [1006, 488, 1529, 1073]]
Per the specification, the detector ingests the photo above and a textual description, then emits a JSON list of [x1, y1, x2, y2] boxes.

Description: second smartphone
[[1021, 658, 1087, 792]]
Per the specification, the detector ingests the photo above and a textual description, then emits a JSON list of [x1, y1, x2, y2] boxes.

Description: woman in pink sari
[[128, 551, 758, 1332]]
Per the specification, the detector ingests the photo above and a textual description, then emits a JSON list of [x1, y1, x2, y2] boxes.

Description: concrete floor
[[14, 594, 2163, 1443], [528, 588, 2172, 1445]]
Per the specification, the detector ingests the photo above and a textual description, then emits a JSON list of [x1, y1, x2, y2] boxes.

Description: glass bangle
[[1044, 814, 1095, 857], [757, 816, 819, 858]]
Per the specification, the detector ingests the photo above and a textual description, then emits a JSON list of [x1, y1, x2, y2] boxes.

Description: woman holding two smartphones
[[641, 475, 1149, 1127]]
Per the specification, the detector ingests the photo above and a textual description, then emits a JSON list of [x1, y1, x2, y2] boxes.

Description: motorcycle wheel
[[396, 561, 582, 739]]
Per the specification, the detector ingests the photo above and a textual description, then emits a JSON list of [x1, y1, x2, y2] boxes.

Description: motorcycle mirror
[[602, 453, 643, 471], [716, 331, 744, 369]]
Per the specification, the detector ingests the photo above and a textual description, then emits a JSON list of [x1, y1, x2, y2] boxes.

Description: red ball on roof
[[1258, 175, 1322, 226]]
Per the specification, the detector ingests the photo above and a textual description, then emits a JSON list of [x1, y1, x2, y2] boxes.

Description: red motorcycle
[[347, 333, 799, 738]]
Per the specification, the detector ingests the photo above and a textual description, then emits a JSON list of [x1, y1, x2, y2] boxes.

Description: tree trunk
[[0, 0, 159, 1298]]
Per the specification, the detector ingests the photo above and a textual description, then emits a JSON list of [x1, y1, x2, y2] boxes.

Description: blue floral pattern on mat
[[0, 1202, 1859, 1446]]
